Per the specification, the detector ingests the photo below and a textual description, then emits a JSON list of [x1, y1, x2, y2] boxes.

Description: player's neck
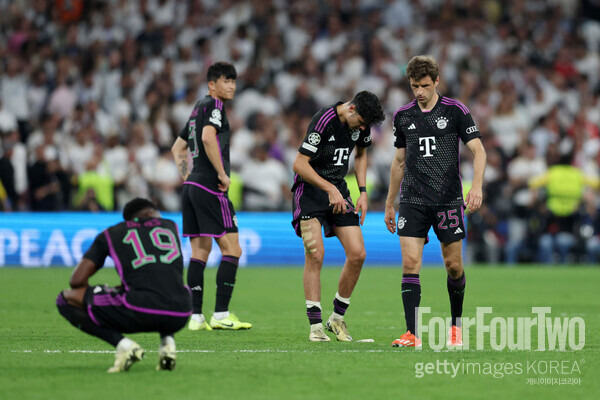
[[418, 93, 439, 112], [336, 103, 347, 124], [208, 91, 227, 102]]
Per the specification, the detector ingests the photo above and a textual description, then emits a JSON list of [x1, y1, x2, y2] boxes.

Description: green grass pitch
[[0, 266, 598, 400]]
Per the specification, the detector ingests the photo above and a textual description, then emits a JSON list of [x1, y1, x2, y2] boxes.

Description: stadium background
[[1, 0, 600, 266]]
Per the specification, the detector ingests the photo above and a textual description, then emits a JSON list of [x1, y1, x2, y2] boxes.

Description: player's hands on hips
[[327, 186, 346, 214], [465, 186, 483, 212], [356, 192, 368, 225], [218, 172, 231, 192], [384, 205, 396, 233]]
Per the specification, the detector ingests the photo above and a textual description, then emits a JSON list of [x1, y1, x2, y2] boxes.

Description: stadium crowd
[[1, 0, 600, 264]]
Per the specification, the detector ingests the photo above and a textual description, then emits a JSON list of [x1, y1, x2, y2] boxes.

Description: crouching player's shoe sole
[[210, 313, 252, 330], [447, 325, 463, 349], [156, 344, 176, 371], [107, 342, 145, 373], [309, 325, 331, 342], [325, 317, 353, 342], [391, 331, 422, 348]]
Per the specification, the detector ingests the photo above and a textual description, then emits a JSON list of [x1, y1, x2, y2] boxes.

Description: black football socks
[[447, 273, 466, 327], [215, 255, 239, 312], [188, 258, 207, 314], [402, 274, 421, 334]]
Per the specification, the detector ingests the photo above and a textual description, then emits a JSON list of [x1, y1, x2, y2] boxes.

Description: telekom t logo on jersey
[[333, 148, 350, 165], [419, 137, 436, 157]]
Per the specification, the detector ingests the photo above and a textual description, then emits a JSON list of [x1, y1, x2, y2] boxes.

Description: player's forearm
[[385, 159, 404, 207], [171, 137, 190, 180], [172, 149, 189, 180], [293, 156, 336, 193], [471, 148, 486, 190], [354, 151, 368, 188], [202, 135, 227, 177]]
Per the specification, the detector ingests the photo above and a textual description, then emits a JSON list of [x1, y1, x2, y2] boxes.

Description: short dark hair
[[207, 62, 237, 82], [350, 91, 386, 126], [406, 55, 439, 82], [122, 198, 158, 220]]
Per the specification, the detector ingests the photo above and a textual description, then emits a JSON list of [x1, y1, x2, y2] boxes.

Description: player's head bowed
[[349, 91, 386, 127], [122, 198, 160, 221]]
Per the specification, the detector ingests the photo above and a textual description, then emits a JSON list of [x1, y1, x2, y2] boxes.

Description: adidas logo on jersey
[[408, 123, 416, 130], [190, 285, 203, 291], [329, 135, 335, 141], [454, 227, 463, 234]]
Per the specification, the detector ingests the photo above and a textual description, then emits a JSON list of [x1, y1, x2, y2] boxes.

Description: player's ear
[[207, 80, 216, 92], [434, 77, 440, 88]]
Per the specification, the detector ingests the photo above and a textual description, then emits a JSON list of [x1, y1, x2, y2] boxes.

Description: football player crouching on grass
[[56, 198, 192, 372]]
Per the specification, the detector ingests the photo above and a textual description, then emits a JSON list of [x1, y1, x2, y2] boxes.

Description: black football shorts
[[84, 285, 189, 334], [397, 203, 466, 243], [181, 182, 238, 238], [291, 179, 359, 238]]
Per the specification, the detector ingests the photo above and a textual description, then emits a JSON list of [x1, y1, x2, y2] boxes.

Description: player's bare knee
[[346, 248, 366, 266], [444, 259, 462, 275]]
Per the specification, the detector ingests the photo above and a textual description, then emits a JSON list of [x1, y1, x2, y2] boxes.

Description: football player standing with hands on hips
[[385, 55, 486, 348]]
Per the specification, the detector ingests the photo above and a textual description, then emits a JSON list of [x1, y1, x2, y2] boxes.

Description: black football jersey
[[178, 95, 231, 190], [296, 102, 372, 184], [393, 95, 481, 206], [84, 217, 191, 313]]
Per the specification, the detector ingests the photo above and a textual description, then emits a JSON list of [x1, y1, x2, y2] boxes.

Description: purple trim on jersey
[[458, 137, 464, 203], [441, 98, 470, 115], [191, 107, 199, 118], [88, 305, 100, 326], [104, 230, 130, 292], [221, 256, 239, 265], [214, 97, 223, 110], [315, 108, 335, 132], [318, 112, 337, 133], [94, 293, 125, 307], [393, 100, 417, 119], [56, 293, 67, 306], [122, 296, 193, 317], [402, 277, 421, 284], [184, 232, 227, 238], [184, 181, 224, 196], [293, 183, 305, 220]]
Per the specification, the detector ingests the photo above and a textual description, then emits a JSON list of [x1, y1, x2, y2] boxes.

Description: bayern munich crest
[[351, 130, 360, 141], [436, 117, 448, 129], [397, 216, 407, 230]]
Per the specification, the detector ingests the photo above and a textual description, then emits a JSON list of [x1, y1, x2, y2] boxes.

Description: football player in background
[[171, 62, 251, 331], [292, 91, 385, 342], [56, 198, 192, 372], [385, 55, 486, 348]]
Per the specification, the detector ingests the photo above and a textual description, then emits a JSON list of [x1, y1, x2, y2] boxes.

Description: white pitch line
[[12, 349, 388, 354]]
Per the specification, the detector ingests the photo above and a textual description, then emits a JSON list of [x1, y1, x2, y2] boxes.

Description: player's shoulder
[[393, 100, 418, 121], [310, 104, 338, 134], [439, 95, 471, 115]]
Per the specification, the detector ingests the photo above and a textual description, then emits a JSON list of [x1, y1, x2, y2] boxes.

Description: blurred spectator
[[28, 145, 62, 211], [529, 153, 600, 263], [240, 141, 290, 211], [505, 142, 547, 263]]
